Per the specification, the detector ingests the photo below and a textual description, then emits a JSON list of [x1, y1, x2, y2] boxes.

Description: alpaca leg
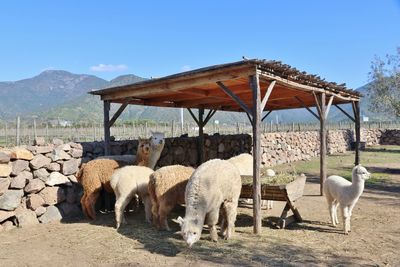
[[347, 202, 357, 232], [260, 200, 266, 208], [151, 202, 160, 228], [158, 202, 174, 231], [341, 206, 350, 234], [142, 196, 153, 224], [267, 200, 274, 210], [115, 193, 133, 229], [206, 208, 220, 242], [333, 201, 339, 225], [348, 201, 357, 217], [86, 190, 101, 220], [80, 194, 89, 218], [328, 201, 336, 227], [222, 201, 238, 240], [219, 205, 228, 237]]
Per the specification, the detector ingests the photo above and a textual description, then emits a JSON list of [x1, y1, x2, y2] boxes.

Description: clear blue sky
[[1, 0, 399, 89]]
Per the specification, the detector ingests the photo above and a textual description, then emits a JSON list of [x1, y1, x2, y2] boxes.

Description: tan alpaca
[[77, 138, 151, 220], [148, 165, 195, 230]]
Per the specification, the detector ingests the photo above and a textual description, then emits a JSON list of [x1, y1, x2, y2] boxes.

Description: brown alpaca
[[148, 165, 195, 230], [77, 138, 151, 220]]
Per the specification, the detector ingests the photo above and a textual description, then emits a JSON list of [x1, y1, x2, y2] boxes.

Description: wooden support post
[[103, 101, 111, 156], [198, 108, 205, 165], [314, 93, 327, 196], [353, 101, 361, 165], [249, 74, 262, 234], [188, 108, 216, 165]]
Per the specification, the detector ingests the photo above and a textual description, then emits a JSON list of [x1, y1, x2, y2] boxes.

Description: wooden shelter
[[90, 59, 362, 234]]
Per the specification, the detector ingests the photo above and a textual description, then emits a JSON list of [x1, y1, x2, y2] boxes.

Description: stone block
[[45, 172, 70, 186], [10, 171, 30, 189], [52, 138, 64, 146], [24, 179, 45, 194], [0, 210, 15, 223], [35, 206, 47, 216], [27, 194, 45, 210], [30, 154, 51, 170], [0, 152, 11, 163], [68, 148, 83, 158], [34, 137, 46, 146], [38, 205, 62, 223], [15, 209, 39, 227], [0, 163, 12, 177], [33, 168, 50, 181], [0, 190, 24, 211], [0, 178, 11, 195], [10, 148, 34, 161], [11, 160, 30, 176], [51, 148, 71, 161], [62, 158, 80, 176], [45, 162, 61, 172], [38, 186, 66, 205]]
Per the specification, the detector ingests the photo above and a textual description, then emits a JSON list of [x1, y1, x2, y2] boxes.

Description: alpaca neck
[[134, 156, 149, 166], [350, 175, 365, 198], [148, 148, 162, 169], [134, 152, 150, 167]]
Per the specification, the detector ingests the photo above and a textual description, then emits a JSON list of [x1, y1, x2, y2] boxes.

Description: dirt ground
[[0, 147, 399, 266]]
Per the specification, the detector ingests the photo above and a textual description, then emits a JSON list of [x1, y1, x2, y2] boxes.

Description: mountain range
[[0, 70, 391, 124]]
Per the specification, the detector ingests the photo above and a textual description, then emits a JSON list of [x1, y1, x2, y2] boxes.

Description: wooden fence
[[0, 117, 399, 147]]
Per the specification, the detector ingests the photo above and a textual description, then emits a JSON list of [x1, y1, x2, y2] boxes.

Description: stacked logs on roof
[[255, 59, 360, 97]]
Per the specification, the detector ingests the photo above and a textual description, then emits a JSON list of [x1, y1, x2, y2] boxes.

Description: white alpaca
[[324, 165, 370, 234], [110, 166, 154, 229], [177, 159, 242, 247]]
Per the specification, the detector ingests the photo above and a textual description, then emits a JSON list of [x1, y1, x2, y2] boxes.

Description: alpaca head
[[353, 165, 371, 181], [137, 137, 151, 156], [176, 216, 203, 247], [150, 131, 165, 148]]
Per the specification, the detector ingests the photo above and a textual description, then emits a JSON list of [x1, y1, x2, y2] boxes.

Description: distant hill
[[0, 70, 108, 118], [0, 70, 394, 124]]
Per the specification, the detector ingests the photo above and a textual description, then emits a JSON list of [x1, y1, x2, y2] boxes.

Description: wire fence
[[0, 117, 399, 147]]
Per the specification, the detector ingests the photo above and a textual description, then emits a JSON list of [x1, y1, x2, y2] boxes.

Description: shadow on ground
[[64, 206, 369, 266]]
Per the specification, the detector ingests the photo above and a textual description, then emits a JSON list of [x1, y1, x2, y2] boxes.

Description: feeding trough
[[240, 173, 306, 228]]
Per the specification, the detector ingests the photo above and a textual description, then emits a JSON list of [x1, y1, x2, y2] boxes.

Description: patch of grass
[[272, 145, 399, 185]]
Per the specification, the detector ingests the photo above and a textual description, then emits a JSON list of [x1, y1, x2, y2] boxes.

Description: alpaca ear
[[173, 216, 184, 226]]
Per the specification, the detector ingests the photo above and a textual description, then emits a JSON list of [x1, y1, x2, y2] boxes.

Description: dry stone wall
[[362, 129, 400, 146], [80, 134, 253, 167], [260, 130, 353, 167], [0, 138, 83, 231]]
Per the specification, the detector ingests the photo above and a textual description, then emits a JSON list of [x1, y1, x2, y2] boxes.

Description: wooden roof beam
[[260, 80, 276, 111], [216, 81, 252, 116], [101, 67, 255, 101]]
